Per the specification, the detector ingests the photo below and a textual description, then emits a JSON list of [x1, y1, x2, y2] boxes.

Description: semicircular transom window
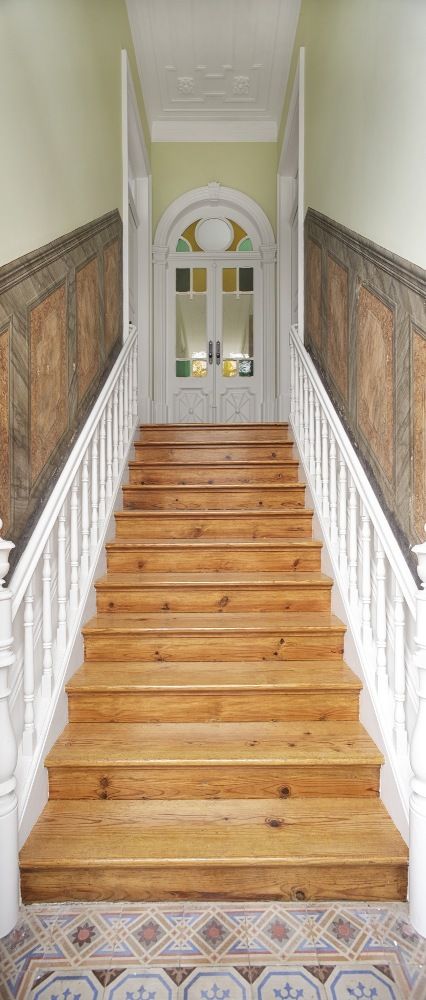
[[175, 218, 253, 253]]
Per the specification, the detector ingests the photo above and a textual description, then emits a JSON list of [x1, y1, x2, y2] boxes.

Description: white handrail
[[0, 327, 138, 938], [289, 324, 426, 936]]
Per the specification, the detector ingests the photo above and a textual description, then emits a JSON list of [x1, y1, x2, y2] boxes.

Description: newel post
[[409, 525, 426, 936], [0, 520, 19, 937]]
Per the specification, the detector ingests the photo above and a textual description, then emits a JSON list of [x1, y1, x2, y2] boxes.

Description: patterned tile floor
[[1, 902, 425, 1000]]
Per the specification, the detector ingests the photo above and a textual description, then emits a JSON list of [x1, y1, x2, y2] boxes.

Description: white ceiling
[[126, 0, 301, 141]]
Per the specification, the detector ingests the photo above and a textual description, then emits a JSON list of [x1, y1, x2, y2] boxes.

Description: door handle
[[216, 340, 221, 365], [208, 340, 213, 364]]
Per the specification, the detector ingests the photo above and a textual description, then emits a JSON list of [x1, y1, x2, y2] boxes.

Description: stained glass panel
[[192, 359, 207, 377], [223, 359, 238, 377], [176, 359, 191, 377], [239, 268, 254, 292], [238, 237, 253, 252], [239, 359, 254, 377], [176, 268, 190, 292]]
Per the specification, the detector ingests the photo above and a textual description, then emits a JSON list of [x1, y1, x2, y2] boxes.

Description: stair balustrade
[[0, 326, 138, 937], [290, 324, 426, 936]]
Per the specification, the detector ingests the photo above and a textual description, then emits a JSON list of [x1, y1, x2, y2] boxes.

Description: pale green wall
[[152, 143, 277, 235], [0, 0, 150, 267], [279, 0, 426, 269]]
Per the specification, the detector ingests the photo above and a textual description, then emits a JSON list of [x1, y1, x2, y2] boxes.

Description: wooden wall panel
[[413, 328, 426, 539], [0, 325, 10, 533], [76, 258, 100, 404], [327, 255, 348, 403], [30, 284, 68, 486], [0, 211, 122, 571], [104, 239, 121, 355], [305, 208, 426, 566], [357, 286, 394, 485]]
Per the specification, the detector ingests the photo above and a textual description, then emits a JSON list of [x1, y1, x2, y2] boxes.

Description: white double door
[[168, 259, 263, 424]]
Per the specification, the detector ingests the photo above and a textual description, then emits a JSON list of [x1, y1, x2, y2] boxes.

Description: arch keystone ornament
[[409, 523, 426, 937], [0, 518, 19, 938]]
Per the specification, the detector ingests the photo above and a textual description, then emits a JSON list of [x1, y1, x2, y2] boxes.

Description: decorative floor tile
[[180, 967, 250, 1000], [253, 966, 326, 999], [30, 969, 103, 999], [323, 964, 401, 999], [179, 906, 250, 963], [103, 967, 178, 999]]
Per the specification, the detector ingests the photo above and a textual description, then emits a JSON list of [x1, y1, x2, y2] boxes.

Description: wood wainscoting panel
[[30, 284, 68, 487], [306, 238, 322, 350], [413, 326, 426, 539], [76, 257, 100, 404], [0, 324, 10, 532], [327, 255, 348, 403], [104, 239, 120, 356], [357, 285, 394, 485]]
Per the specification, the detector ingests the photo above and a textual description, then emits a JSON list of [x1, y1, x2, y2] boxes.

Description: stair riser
[[123, 486, 306, 510], [128, 464, 299, 485], [21, 863, 407, 903], [83, 632, 345, 662], [68, 690, 360, 723], [134, 444, 295, 462], [115, 512, 314, 540], [106, 547, 321, 573], [96, 585, 331, 614], [47, 763, 380, 800], [138, 427, 291, 444]]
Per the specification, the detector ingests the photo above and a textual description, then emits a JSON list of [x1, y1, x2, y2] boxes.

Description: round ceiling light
[[195, 218, 233, 252]]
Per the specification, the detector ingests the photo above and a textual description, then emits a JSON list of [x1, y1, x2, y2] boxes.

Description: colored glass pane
[[176, 359, 191, 377], [239, 359, 254, 376], [238, 237, 253, 252], [193, 268, 207, 293], [176, 268, 190, 292], [176, 238, 190, 252], [192, 359, 207, 377], [223, 359, 237, 377], [181, 220, 203, 251], [222, 268, 236, 293], [239, 267, 253, 292]]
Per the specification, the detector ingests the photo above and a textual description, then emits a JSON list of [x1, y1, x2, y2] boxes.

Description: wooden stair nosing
[[95, 571, 332, 590], [82, 611, 345, 636]]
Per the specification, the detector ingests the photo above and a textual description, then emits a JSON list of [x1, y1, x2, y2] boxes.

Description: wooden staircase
[[20, 422, 408, 903]]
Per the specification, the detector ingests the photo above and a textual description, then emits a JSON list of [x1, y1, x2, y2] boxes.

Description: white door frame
[[152, 182, 277, 423], [121, 50, 152, 421], [277, 47, 305, 420]]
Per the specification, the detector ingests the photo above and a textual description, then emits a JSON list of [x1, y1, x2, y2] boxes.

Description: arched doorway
[[152, 183, 276, 423]]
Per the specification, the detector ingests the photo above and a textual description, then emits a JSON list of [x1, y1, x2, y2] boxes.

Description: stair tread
[[116, 509, 314, 518], [139, 423, 290, 429], [107, 539, 321, 549], [46, 720, 382, 766], [68, 659, 361, 692], [124, 483, 305, 490], [20, 798, 406, 867], [83, 611, 345, 634], [96, 572, 331, 588]]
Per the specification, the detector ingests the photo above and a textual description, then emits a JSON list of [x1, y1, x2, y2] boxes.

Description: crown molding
[[151, 119, 277, 142]]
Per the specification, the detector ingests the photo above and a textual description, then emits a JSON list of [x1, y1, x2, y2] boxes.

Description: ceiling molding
[[126, 0, 300, 142], [151, 119, 277, 142]]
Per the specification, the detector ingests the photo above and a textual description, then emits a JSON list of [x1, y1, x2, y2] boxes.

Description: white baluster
[[329, 431, 338, 550], [303, 371, 310, 466], [23, 579, 36, 757], [0, 522, 19, 937], [90, 427, 99, 557], [118, 371, 124, 462], [338, 453, 348, 579], [321, 408, 330, 526], [128, 351, 134, 437], [289, 337, 295, 424], [308, 382, 315, 476], [314, 396, 322, 500], [132, 340, 138, 419], [123, 358, 129, 448], [81, 449, 90, 585], [393, 581, 408, 756], [298, 355, 304, 446], [348, 475, 359, 614], [375, 535, 389, 700], [41, 540, 53, 699], [106, 397, 113, 502], [56, 504, 67, 658], [69, 475, 79, 618], [112, 384, 119, 479], [409, 525, 426, 936], [360, 504, 373, 648], [99, 411, 106, 528]]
